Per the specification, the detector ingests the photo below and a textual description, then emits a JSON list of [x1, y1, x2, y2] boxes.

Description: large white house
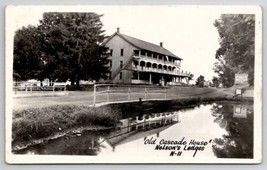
[[103, 28, 191, 85]]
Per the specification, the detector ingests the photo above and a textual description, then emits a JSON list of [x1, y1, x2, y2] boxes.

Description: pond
[[14, 101, 253, 159]]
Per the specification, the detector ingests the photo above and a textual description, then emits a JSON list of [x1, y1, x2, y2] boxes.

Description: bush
[[66, 84, 94, 91]]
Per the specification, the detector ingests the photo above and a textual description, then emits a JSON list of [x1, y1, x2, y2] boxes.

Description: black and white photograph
[[5, 5, 262, 164]]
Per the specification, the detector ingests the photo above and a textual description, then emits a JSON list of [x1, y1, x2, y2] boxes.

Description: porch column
[[149, 73, 152, 84], [137, 72, 140, 80]]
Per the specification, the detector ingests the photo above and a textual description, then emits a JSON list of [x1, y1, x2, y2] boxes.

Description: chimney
[[117, 27, 120, 33], [160, 42, 163, 47]]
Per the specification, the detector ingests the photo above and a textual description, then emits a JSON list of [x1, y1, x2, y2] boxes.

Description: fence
[[13, 82, 67, 96], [93, 84, 168, 106]]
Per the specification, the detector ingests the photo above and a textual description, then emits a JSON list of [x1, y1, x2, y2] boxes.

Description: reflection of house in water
[[233, 104, 252, 118], [105, 112, 179, 151]]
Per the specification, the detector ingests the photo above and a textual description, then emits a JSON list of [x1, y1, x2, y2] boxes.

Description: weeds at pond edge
[[12, 105, 119, 146]]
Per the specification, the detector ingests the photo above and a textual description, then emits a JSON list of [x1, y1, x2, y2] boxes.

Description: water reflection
[[211, 102, 253, 158], [14, 102, 254, 159], [107, 112, 179, 151], [15, 131, 110, 155]]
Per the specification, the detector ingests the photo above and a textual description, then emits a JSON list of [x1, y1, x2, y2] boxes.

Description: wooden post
[[93, 84, 96, 106], [25, 85, 28, 94], [143, 116, 146, 129], [64, 85, 67, 95], [91, 138, 94, 149], [165, 88, 167, 99], [53, 84, 55, 92], [107, 86, 110, 102], [149, 73, 152, 84], [145, 88, 147, 100], [128, 87, 131, 101]]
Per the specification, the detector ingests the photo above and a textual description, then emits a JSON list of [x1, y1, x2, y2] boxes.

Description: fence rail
[[13, 82, 177, 106], [93, 84, 168, 106], [13, 82, 67, 95]]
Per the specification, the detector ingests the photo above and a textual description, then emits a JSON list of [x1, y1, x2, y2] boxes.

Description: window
[[134, 50, 139, 56], [120, 61, 123, 68], [121, 49, 124, 56], [110, 49, 113, 56], [110, 61, 112, 67], [119, 72, 122, 80], [109, 72, 112, 79], [141, 50, 146, 56]]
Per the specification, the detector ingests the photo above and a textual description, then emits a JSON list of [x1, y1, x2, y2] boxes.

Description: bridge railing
[[93, 84, 168, 106]]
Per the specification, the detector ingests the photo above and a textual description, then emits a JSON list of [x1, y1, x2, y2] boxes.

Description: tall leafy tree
[[13, 26, 44, 81], [13, 12, 110, 86], [195, 75, 205, 87], [38, 12, 110, 85], [214, 14, 255, 87]]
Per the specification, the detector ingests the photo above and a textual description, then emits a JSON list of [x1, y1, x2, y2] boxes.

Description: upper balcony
[[133, 65, 191, 77], [133, 55, 180, 68]]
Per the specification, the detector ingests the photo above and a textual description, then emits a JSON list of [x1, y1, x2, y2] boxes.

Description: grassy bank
[[12, 105, 119, 146]]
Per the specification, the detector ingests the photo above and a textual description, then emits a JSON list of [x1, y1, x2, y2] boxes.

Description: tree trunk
[[75, 79, 80, 87], [70, 76, 75, 86]]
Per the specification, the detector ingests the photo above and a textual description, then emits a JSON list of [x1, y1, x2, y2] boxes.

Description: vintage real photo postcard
[[5, 5, 262, 164]]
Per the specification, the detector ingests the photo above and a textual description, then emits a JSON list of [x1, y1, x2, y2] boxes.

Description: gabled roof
[[103, 32, 182, 60]]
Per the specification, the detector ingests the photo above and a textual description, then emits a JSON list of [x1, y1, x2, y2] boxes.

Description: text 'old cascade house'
[[103, 28, 192, 86]]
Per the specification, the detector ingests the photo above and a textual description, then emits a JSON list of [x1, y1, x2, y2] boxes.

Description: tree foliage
[[13, 26, 43, 81], [212, 76, 220, 88], [189, 73, 194, 81], [195, 75, 205, 87], [213, 14, 255, 87], [13, 12, 110, 85]]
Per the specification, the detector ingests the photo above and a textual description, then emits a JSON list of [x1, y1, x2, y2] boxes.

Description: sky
[[11, 5, 223, 82]]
